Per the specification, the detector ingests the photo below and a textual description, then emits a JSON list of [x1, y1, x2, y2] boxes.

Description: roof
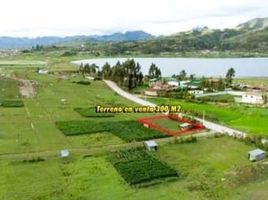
[[248, 149, 266, 156], [180, 123, 191, 128], [60, 149, 70, 157], [243, 92, 263, 97], [145, 140, 158, 147]]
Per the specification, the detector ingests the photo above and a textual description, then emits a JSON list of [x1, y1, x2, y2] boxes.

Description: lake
[[71, 57, 268, 77]]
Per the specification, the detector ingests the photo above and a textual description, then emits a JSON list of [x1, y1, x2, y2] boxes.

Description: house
[[59, 149, 70, 158], [144, 89, 158, 96], [188, 90, 204, 95], [38, 69, 48, 74], [248, 149, 266, 161], [167, 81, 179, 87], [241, 92, 264, 104], [144, 140, 158, 151], [148, 78, 158, 87], [180, 123, 192, 130]]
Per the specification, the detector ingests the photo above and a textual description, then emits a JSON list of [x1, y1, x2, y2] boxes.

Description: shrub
[[0, 100, 24, 107], [72, 80, 91, 85]]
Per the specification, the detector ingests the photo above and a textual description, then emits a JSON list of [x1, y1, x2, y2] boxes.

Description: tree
[[225, 67, 235, 86], [148, 63, 161, 79], [102, 62, 112, 79], [177, 70, 187, 81], [189, 74, 195, 81]]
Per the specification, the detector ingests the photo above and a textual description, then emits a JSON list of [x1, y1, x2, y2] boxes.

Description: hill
[[0, 31, 153, 49]]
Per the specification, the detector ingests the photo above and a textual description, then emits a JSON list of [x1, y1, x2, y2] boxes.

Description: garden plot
[[109, 149, 178, 186], [55, 120, 167, 141]]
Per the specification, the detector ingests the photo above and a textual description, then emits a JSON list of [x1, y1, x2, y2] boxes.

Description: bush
[[109, 149, 178, 186], [0, 100, 24, 107], [72, 80, 91, 85]]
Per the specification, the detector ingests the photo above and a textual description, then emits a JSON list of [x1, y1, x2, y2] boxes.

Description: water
[[71, 57, 268, 77]]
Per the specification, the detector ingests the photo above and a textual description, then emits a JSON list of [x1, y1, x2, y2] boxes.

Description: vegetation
[[109, 149, 178, 186], [0, 100, 24, 107], [74, 107, 115, 117], [108, 121, 167, 142], [56, 120, 167, 141], [55, 120, 109, 136]]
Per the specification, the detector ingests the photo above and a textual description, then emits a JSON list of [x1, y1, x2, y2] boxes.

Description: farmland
[[147, 97, 268, 136], [0, 57, 268, 200], [56, 120, 167, 141], [109, 149, 178, 186]]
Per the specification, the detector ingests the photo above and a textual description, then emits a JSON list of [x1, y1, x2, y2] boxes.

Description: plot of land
[[109, 149, 178, 186], [56, 120, 167, 141], [153, 118, 181, 131]]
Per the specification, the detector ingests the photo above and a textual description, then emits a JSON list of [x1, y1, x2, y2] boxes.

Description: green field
[[1, 137, 267, 200], [197, 94, 238, 103], [148, 97, 268, 136], [0, 77, 20, 99], [1, 56, 268, 199]]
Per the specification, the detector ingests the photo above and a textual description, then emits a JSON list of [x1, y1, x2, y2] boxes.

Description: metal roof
[[248, 149, 266, 156], [145, 140, 158, 147]]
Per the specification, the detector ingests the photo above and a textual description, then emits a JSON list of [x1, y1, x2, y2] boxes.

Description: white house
[[248, 149, 266, 161], [188, 90, 204, 95], [59, 149, 70, 158], [144, 140, 158, 151], [241, 92, 264, 104], [144, 89, 158, 96], [167, 81, 179, 87], [38, 69, 48, 74]]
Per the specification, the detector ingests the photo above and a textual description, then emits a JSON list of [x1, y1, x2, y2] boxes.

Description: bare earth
[[14, 77, 35, 98]]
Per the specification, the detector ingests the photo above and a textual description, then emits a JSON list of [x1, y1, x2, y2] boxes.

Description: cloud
[[0, 0, 267, 37]]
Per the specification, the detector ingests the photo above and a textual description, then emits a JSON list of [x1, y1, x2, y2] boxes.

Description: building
[[144, 140, 158, 151], [188, 90, 204, 95], [180, 123, 192, 130], [59, 149, 70, 158], [167, 81, 179, 87], [248, 149, 266, 161], [241, 92, 264, 104], [144, 89, 158, 96], [38, 69, 48, 74]]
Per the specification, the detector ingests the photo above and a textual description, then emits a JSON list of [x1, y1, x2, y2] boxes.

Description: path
[[13, 77, 35, 98], [104, 80, 247, 137]]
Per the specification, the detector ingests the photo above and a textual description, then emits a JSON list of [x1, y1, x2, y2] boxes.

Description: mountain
[[93, 31, 153, 42], [0, 31, 153, 48], [236, 17, 268, 30]]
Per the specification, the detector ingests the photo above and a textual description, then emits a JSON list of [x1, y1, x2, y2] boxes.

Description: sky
[[0, 0, 267, 37]]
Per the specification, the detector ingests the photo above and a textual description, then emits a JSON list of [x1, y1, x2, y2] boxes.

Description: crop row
[[109, 149, 178, 185], [55, 120, 167, 141]]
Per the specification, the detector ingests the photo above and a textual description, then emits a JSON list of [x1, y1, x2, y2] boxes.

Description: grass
[[148, 97, 268, 136], [197, 94, 237, 103], [1, 137, 266, 200], [74, 107, 115, 117], [109, 149, 178, 186], [153, 118, 181, 131], [0, 77, 19, 99]]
